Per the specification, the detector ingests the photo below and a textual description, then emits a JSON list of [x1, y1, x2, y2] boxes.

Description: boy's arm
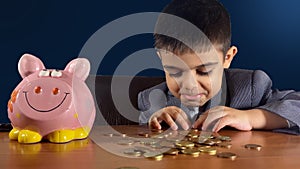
[[195, 106, 288, 132], [245, 108, 288, 129], [252, 70, 300, 134], [196, 70, 300, 134]]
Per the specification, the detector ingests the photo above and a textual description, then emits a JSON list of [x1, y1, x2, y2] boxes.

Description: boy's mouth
[[181, 94, 202, 100], [180, 94, 206, 107], [181, 93, 206, 101]]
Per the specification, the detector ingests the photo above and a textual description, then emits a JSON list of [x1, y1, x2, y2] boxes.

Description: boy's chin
[[181, 100, 203, 107]]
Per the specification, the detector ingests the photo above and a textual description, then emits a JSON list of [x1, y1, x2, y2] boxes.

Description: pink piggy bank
[[7, 54, 96, 143]]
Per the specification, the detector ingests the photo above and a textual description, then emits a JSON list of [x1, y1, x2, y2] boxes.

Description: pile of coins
[[105, 128, 262, 161]]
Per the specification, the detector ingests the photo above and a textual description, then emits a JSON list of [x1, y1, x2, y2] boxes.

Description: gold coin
[[209, 138, 222, 144], [150, 143, 163, 149], [198, 147, 217, 155], [138, 132, 149, 138], [202, 139, 215, 146], [217, 142, 232, 149], [151, 129, 164, 133], [139, 138, 157, 145], [150, 134, 165, 139], [190, 128, 199, 132], [117, 139, 135, 145], [244, 144, 262, 151], [187, 133, 199, 139], [217, 152, 237, 160], [218, 136, 232, 142], [181, 149, 200, 157], [143, 152, 164, 161], [163, 148, 179, 155], [104, 133, 115, 137], [123, 149, 142, 157], [175, 140, 194, 148]]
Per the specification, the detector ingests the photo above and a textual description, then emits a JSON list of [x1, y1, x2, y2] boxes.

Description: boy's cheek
[[166, 76, 180, 98]]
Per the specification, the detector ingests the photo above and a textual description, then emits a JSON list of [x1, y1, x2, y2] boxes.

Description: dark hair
[[154, 0, 231, 55]]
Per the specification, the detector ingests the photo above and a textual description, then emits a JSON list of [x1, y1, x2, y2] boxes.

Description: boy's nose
[[181, 73, 198, 92]]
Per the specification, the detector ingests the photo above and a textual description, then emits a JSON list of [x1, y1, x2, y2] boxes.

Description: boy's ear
[[156, 51, 162, 59], [223, 46, 238, 68]]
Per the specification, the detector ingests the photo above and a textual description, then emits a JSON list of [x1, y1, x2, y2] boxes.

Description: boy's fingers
[[192, 114, 207, 128], [173, 113, 190, 130], [162, 112, 178, 130], [176, 108, 189, 121], [149, 117, 162, 130], [212, 116, 234, 132], [202, 110, 226, 131], [171, 108, 190, 130], [212, 117, 227, 132]]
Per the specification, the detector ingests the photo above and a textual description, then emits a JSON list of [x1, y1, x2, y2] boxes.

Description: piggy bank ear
[[18, 54, 46, 79], [64, 58, 90, 81]]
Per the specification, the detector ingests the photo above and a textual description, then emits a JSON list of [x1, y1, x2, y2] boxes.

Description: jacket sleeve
[[252, 70, 300, 134], [137, 82, 168, 125]]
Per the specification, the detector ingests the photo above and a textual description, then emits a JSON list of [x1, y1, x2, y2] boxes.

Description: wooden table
[[1, 125, 300, 169]]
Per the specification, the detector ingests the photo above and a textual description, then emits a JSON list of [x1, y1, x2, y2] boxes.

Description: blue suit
[[138, 68, 300, 135]]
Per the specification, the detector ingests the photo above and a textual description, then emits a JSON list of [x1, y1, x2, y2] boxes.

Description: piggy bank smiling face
[[18, 70, 73, 120]]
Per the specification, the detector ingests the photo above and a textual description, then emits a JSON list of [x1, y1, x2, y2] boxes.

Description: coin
[[175, 140, 195, 148], [150, 143, 164, 149], [163, 148, 179, 155], [143, 152, 164, 161], [117, 139, 135, 145], [198, 147, 217, 155], [218, 136, 231, 142], [216, 152, 237, 160], [217, 142, 232, 149], [202, 139, 216, 146], [138, 132, 149, 138], [104, 133, 115, 137], [151, 129, 164, 133], [116, 167, 139, 169], [181, 149, 200, 157], [123, 149, 142, 157], [244, 144, 262, 151]]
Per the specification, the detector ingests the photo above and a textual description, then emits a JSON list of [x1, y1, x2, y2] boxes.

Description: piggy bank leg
[[18, 130, 42, 143], [9, 128, 20, 140], [74, 127, 90, 139], [9, 128, 42, 143], [47, 130, 75, 143]]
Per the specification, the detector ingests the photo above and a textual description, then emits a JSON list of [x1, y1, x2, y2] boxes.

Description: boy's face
[[159, 47, 232, 107]]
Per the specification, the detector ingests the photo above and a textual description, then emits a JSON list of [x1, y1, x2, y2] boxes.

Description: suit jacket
[[138, 68, 300, 135]]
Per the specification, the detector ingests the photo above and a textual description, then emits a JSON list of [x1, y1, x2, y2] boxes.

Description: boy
[[138, 0, 300, 134]]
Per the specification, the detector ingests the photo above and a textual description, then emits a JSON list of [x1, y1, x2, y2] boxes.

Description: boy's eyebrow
[[163, 62, 218, 70], [192, 62, 218, 69], [163, 65, 181, 70]]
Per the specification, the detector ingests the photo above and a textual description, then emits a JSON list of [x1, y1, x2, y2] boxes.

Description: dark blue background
[[1, 0, 300, 123]]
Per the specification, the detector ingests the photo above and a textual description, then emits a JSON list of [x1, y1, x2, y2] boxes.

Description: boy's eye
[[196, 69, 212, 76], [168, 72, 182, 78]]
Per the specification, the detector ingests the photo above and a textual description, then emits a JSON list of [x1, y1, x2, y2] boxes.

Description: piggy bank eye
[[34, 86, 42, 94], [51, 70, 62, 77], [52, 88, 60, 95], [39, 70, 50, 77]]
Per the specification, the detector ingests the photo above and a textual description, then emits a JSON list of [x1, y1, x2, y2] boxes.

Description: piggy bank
[[7, 54, 96, 143]]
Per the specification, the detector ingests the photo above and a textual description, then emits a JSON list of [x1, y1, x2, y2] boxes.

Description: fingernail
[[184, 124, 189, 130]]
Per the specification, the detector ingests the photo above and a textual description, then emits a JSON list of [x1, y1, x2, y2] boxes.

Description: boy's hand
[[148, 106, 191, 130], [193, 106, 253, 132]]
